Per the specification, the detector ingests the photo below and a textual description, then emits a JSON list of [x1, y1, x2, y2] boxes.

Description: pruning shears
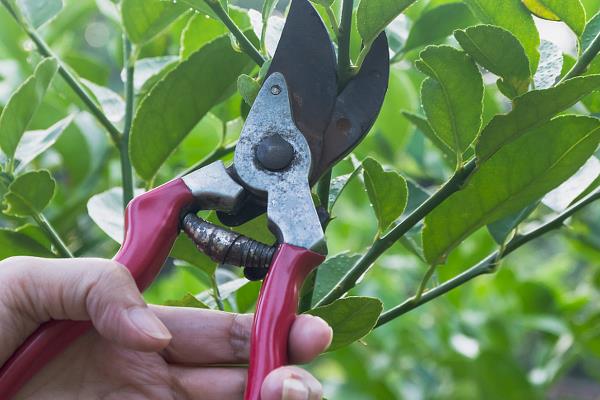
[[0, 1, 389, 399]]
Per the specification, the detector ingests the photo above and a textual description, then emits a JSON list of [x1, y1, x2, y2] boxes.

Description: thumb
[[0, 257, 171, 353]]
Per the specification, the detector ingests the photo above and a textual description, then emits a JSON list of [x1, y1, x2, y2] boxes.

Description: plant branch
[[0, 0, 122, 146], [33, 213, 73, 258], [204, 1, 265, 66], [376, 187, 600, 328], [337, 0, 354, 88], [120, 35, 135, 209], [561, 31, 600, 82], [315, 159, 477, 307]]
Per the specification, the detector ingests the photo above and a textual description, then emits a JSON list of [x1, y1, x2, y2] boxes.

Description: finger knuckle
[[229, 313, 252, 362]]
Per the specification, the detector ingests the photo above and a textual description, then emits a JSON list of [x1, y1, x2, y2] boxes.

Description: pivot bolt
[[255, 134, 295, 171]]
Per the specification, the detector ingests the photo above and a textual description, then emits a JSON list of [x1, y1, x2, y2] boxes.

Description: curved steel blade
[[267, 0, 337, 170], [313, 33, 390, 181]]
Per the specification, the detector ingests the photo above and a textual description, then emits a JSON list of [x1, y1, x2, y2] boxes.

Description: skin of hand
[[0, 257, 333, 400]]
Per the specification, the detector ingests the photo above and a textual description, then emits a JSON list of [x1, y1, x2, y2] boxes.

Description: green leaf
[[121, 0, 188, 45], [0, 58, 58, 168], [543, 156, 600, 212], [569, 168, 600, 206], [476, 75, 600, 162], [463, 0, 540, 72], [15, 223, 52, 250], [403, 3, 476, 54], [130, 35, 254, 181], [423, 115, 600, 265], [180, 8, 250, 60], [262, 0, 279, 24], [164, 293, 210, 308], [16, 0, 63, 28], [371, 67, 419, 150], [228, 213, 276, 244], [306, 296, 383, 351], [13, 115, 73, 173], [130, 56, 178, 93], [521, 0, 586, 36], [82, 80, 125, 124], [3, 170, 55, 217], [197, 277, 251, 309], [310, 0, 334, 7], [178, 0, 220, 18], [362, 157, 408, 234], [487, 202, 539, 244], [582, 11, 600, 54], [237, 74, 260, 106], [235, 280, 261, 313], [310, 253, 361, 307], [357, 0, 418, 46], [328, 164, 363, 211], [416, 45, 483, 160], [534, 40, 563, 89], [171, 233, 217, 276], [455, 25, 531, 98], [401, 111, 454, 161], [87, 187, 134, 243], [0, 228, 55, 260]]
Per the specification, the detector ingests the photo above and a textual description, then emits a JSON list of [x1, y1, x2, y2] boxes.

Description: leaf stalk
[[561, 31, 600, 82], [204, 1, 265, 66]]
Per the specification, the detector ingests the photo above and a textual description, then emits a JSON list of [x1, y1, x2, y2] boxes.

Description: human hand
[[0, 257, 332, 399]]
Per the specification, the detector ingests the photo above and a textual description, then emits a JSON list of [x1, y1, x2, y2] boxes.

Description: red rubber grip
[[0, 178, 195, 399], [244, 244, 325, 400]]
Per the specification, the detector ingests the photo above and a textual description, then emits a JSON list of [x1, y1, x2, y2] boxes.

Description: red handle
[[244, 244, 325, 400], [0, 178, 195, 399]]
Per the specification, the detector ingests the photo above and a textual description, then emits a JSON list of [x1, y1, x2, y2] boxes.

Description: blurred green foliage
[[0, 0, 600, 398]]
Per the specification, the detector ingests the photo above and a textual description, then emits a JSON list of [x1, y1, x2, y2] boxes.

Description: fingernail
[[310, 315, 333, 350], [325, 325, 333, 350], [128, 307, 172, 340], [282, 378, 309, 400]]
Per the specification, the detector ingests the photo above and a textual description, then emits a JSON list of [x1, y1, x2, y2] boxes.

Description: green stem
[[120, 35, 135, 208], [337, 0, 354, 88], [315, 159, 477, 307], [415, 264, 435, 300], [0, 0, 122, 146], [33, 213, 73, 258], [355, 41, 372, 71], [204, 1, 265, 66], [561, 31, 600, 82], [260, 18, 269, 56], [178, 141, 237, 178], [375, 187, 600, 328], [211, 275, 225, 311]]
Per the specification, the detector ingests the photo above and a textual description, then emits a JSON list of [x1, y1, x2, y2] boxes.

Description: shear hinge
[[182, 213, 275, 280]]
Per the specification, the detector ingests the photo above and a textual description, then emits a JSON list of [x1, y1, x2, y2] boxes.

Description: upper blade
[[267, 0, 337, 170], [313, 33, 390, 181]]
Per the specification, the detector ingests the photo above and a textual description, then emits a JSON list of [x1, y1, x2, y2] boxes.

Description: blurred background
[[1, 0, 600, 398]]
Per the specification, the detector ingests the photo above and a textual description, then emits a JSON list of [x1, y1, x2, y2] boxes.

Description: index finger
[[152, 306, 332, 366]]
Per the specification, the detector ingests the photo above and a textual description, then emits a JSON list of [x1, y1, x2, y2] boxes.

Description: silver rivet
[[271, 85, 281, 95]]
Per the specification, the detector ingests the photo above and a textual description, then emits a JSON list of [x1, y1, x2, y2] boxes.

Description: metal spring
[[182, 213, 276, 271]]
